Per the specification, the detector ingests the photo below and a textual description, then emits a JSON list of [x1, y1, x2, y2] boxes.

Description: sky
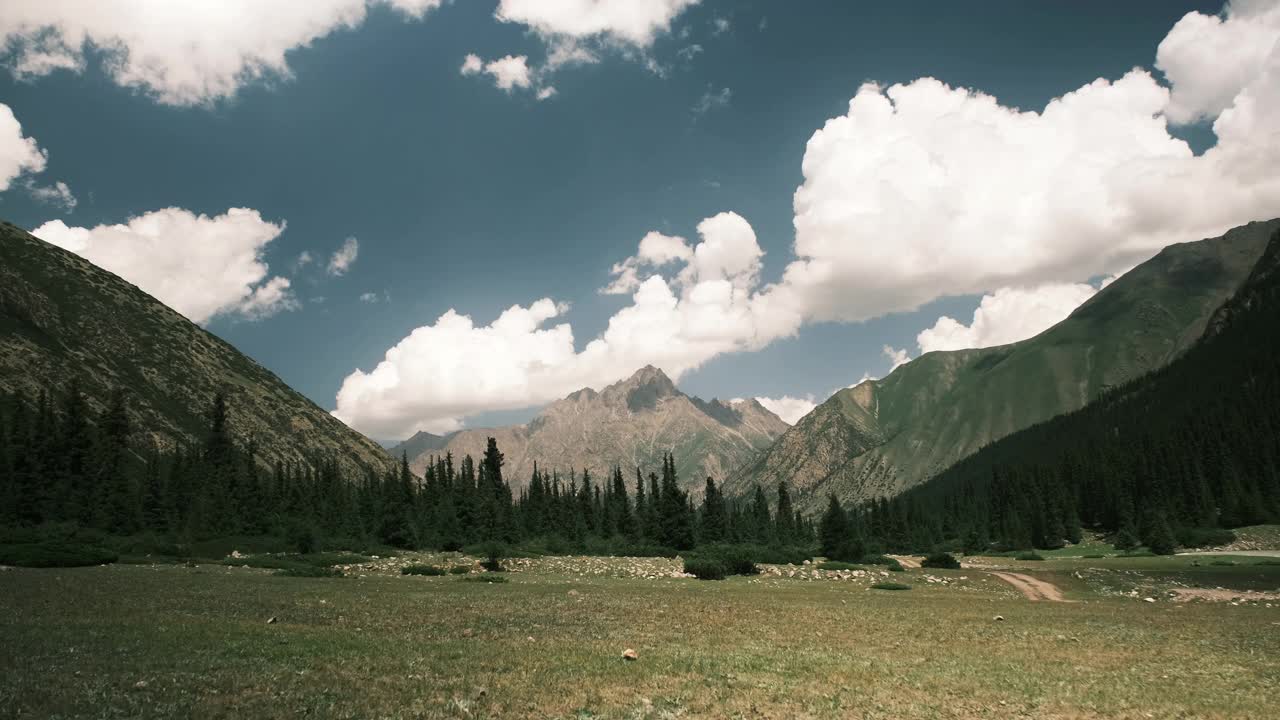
[[1, 0, 1277, 440]]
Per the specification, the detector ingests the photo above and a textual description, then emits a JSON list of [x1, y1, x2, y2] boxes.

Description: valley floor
[[2, 553, 1278, 719]]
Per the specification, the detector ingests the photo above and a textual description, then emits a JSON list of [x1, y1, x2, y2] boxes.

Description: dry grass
[[0, 555, 1277, 719]]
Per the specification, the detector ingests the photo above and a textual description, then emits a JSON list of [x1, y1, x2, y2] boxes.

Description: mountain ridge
[[726, 218, 1280, 511], [394, 365, 789, 491]]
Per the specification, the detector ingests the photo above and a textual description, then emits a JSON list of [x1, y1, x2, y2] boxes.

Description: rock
[[462, 628, 473, 638], [266, 616, 277, 624], [133, 680, 149, 690], [229, 550, 245, 559], [993, 615, 1005, 622], [567, 590, 580, 597], [1143, 597, 1156, 603], [622, 648, 639, 661]]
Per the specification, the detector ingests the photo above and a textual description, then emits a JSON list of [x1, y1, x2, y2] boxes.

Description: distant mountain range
[[726, 219, 1280, 511], [393, 365, 789, 492], [0, 221, 393, 475]]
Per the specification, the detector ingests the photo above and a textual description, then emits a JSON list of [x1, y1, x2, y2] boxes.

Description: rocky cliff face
[[727, 219, 1280, 511], [0, 221, 393, 474], [396, 365, 789, 492]]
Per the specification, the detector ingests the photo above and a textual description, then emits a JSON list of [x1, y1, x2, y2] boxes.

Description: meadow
[[2, 550, 1278, 719]]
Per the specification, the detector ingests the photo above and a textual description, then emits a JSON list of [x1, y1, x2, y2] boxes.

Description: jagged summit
[[395, 365, 788, 492]]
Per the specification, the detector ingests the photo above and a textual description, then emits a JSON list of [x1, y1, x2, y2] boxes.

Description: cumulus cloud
[[1157, 0, 1280, 124], [0, 0, 443, 106], [754, 394, 816, 425], [335, 1, 1280, 436], [601, 231, 693, 295], [915, 283, 1100, 355], [32, 207, 297, 324], [334, 211, 802, 438], [327, 237, 359, 276], [779, 0, 1280, 327], [0, 102, 47, 190], [465, 0, 700, 98]]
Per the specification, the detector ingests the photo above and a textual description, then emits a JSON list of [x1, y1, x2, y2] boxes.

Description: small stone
[[133, 680, 149, 690], [266, 616, 277, 624], [1143, 597, 1156, 603], [462, 628, 473, 638], [622, 648, 639, 661], [993, 615, 1005, 622], [567, 590, 580, 597]]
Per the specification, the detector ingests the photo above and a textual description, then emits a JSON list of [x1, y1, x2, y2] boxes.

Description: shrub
[[1210, 559, 1237, 567], [273, 565, 342, 578], [449, 565, 472, 575], [476, 541, 508, 572], [1119, 550, 1156, 558], [871, 582, 911, 591], [817, 561, 864, 571], [0, 542, 118, 568], [921, 552, 961, 569], [460, 574, 509, 584], [1255, 559, 1280, 566], [695, 545, 760, 576], [401, 564, 447, 576], [683, 557, 728, 580], [863, 555, 905, 572], [828, 537, 868, 563], [1174, 527, 1237, 548], [1082, 553, 1107, 559], [1016, 551, 1045, 561]]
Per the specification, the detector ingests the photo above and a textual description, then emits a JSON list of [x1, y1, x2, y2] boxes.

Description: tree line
[[0, 384, 814, 555]]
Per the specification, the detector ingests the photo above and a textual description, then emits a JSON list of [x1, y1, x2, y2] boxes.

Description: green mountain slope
[[727, 219, 1279, 510], [0, 221, 392, 474]]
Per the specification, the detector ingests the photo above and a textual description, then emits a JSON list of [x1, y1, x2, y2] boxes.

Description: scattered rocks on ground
[[266, 616, 278, 624]]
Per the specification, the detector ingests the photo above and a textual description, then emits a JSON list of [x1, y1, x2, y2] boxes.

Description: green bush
[[449, 565, 472, 575], [401, 564, 447, 576], [189, 535, 290, 559], [1174, 527, 1237, 548], [817, 561, 864, 571], [694, 545, 759, 576], [274, 565, 342, 578], [1082, 554, 1107, 559], [1210, 559, 1237, 566], [683, 557, 728, 580], [0, 542, 118, 568], [1016, 551, 1045, 561], [1119, 550, 1156, 558], [460, 574, 509, 584], [921, 552, 960, 569], [871, 582, 911, 591], [863, 555, 905, 571], [1255, 559, 1280, 566]]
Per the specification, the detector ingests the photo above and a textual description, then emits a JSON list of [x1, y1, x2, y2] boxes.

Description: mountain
[[0, 221, 392, 474], [888, 223, 1280, 549], [392, 430, 453, 459], [394, 365, 790, 491], [727, 219, 1280, 511]]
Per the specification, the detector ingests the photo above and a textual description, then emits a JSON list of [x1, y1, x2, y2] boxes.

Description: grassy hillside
[[0, 221, 391, 475], [729, 219, 1279, 509]]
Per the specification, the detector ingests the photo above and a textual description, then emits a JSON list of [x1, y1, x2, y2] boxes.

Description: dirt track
[[891, 555, 922, 569], [988, 571, 1069, 602]]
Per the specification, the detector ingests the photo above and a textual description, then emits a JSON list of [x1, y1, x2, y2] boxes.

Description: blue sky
[[1, 0, 1274, 439]]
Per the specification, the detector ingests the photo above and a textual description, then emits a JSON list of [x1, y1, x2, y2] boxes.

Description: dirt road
[[988, 571, 1069, 602], [891, 555, 922, 569]]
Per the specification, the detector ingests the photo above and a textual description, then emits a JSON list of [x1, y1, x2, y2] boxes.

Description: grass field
[[2, 553, 1278, 719]]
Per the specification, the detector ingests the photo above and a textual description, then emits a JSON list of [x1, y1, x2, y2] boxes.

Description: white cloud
[[0, 0, 443, 106], [327, 237, 359, 276], [601, 231, 693, 294], [25, 179, 76, 212], [0, 102, 46, 190], [359, 290, 390, 303], [485, 55, 533, 91], [334, 211, 801, 438], [754, 394, 815, 425], [295, 250, 314, 269], [915, 283, 1100, 355], [467, 0, 700, 98], [693, 86, 731, 116], [32, 207, 297, 324], [460, 53, 484, 76], [335, 2, 1280, 437], [711, 17, 731, 36], [1157, 0, 1280, 124], [495, 0, 699, 47], [882, 345, 910, 373]]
